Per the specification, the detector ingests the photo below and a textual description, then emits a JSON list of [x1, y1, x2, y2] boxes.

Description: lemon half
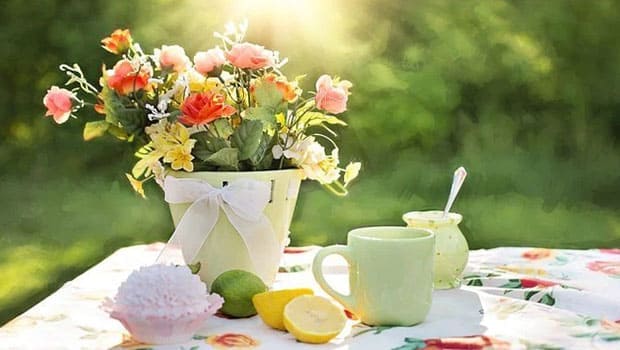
[[252, 288, 314, 330], [283, 295, 346, 344]]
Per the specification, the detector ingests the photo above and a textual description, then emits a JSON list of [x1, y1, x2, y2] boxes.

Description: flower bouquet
[[43, 22, 360, 286], [44, 22, 360, 196]]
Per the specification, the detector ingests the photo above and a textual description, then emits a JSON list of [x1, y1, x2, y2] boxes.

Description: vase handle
[[312, 245, 357, 312]]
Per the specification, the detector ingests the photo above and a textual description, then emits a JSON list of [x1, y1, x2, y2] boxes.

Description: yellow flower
[[132, 153, 165, 178], [170, 122, 191, 144], [125, 173, 146, 199], [276, 113, 288, 133], [344, 162, 361, 187], [146, 120, 193, 154], [188, 70, 221, 93], [164, 140, 196, 172]]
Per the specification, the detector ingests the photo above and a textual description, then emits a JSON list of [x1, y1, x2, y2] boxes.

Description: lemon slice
[[252, 288, 314, 330], [283, 295, 346, 344]]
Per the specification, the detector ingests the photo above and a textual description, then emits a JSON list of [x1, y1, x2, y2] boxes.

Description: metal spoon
[[443, 166, 467, 217]]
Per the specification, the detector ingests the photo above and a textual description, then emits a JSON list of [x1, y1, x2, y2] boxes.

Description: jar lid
[[402, 210, 462, 226]]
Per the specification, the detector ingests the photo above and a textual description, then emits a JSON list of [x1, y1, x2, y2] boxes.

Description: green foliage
[[192, 131, 230, 161], [100, 86, 145, 140], [231, 120, 264, 160], [82, 120, 109, 141], [299, 112, 346, 127], [249, 81, 286, 127], [204, 148, 239, 170], [254, 81, 284, 108], [245, 107, 277, 126], [211, 118, 234, 139], [249, 133, 276, 170]]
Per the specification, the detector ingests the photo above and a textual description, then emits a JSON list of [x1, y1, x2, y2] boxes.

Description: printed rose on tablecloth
[[519, 278, 558, 288], [587, 261, 620, 278], [206, 333, 260, 349], [522, 248, 554, 260], [392, 335, 511, 350]]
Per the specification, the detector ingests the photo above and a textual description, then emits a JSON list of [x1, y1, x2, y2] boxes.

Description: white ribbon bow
[[157, 176, 280, 280]]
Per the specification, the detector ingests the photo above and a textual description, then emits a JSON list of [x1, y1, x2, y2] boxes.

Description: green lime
[[211, 269, 268, 318]]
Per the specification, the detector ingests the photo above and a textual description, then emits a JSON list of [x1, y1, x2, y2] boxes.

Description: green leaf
[[539, 293, 556, 306], [466, 279, 483, 287], [296, 99, 315, 116], [254, 81, 283, 108], [571, 333, 595, 338], [100, 86, 124, 125], [585, 318, 598, 326], [249, 133, 276, 169], [232, 120, 264, 160], [106, 124, 130, 140], [245, 107, 276, 126], [211, 118, 234, 139], [300, 112, 347, 127], [524, 290, 538, 300], [117, 109, 145, 135], [187, 262, 201, 274], [99, 85, 145, 136], [500, 279, 523, 289], [192, 132, 229, 161], [204, 148, 239, 170], [83, 120, 109, 141]]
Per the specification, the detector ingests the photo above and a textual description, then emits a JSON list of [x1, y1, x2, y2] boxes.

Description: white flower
[[272, 136, 342, 184], [146, 104, 170, 121], [272, 135, 313, 162]]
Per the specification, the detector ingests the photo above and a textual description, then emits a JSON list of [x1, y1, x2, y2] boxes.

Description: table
[[1, 244, 619, 349]]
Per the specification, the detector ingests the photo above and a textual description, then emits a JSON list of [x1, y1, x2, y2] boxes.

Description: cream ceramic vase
[[167, 169, 302, 288], [402, 211, 469, 289]]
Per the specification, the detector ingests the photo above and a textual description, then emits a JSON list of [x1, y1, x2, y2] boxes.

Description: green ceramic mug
[[312, 226, 435, 326]]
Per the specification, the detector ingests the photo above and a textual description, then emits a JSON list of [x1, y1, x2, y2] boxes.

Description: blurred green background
[[1, 0, 619, 324]]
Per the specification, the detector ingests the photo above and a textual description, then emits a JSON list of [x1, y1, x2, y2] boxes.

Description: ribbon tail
[[156, 198, 220, 264], [222, 204, 281, 282]]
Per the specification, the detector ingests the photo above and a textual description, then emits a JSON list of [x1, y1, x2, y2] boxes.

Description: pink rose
[[314, 75, 352, 114], [226, 43, 274, 70], [157, 45, 190, 72], [43, 86, 74, 124], [193, 48, 226, 75]]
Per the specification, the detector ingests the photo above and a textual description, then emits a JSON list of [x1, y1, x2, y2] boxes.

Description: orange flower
[[106, 60, 150, 95], [179, 91, 236, 126], [263, 73, 299, 102], [101, 29, 132, 55], [522, 248, 554, 260]]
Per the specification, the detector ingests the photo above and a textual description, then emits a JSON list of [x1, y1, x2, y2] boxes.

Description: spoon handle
[[443, 167, 467, 216]]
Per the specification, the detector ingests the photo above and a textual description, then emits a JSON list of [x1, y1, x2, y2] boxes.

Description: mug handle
[[312, 245, 356, 311]]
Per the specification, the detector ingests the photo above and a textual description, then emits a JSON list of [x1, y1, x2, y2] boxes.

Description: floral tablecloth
[[1, 244, 619, 350]]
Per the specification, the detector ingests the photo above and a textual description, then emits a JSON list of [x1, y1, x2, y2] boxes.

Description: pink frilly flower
[[43, 86, 75, 124], [226, 42, 274, 70], [102, 264, 223, 344], [314, 75, 352, 115], [194, 47, 226, 75], [157, 45, 190, 72]]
